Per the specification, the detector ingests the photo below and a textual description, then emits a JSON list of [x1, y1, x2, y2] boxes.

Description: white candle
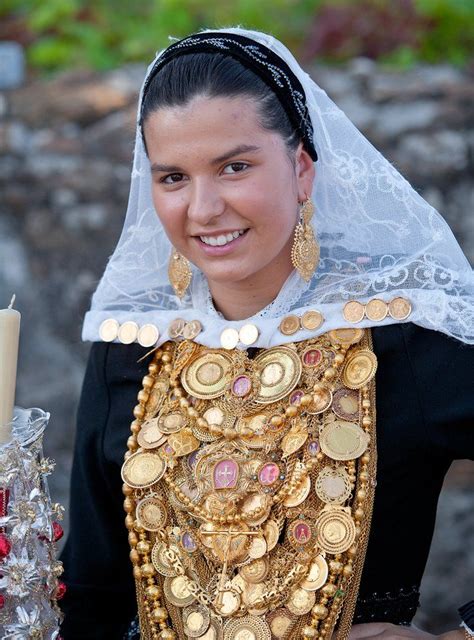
[[0, 295, 21, 444]]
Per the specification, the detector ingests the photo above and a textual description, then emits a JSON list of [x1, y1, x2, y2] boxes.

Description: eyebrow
[[150, 144, 261, 173]]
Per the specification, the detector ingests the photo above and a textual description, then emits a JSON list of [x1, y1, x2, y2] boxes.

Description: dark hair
[[139, 52, 300, 159]]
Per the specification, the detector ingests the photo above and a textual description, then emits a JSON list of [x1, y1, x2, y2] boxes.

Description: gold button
[[137, 324, 159, 347], [388, 297, 412, 320], [239, 323, 259, 346], [118, 321, 139, 344], [301, 310, 324, 331], [99, 318, 119, 342], [365, 298, 388, 322], [220, 328, 239, 350], [279, 315, 300, 335], [182, 320, 202, 340], [168, 318, 186, 339], [343, 301, 365, 323]]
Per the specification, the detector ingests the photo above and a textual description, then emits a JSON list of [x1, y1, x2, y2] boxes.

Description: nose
[[186, 178, 225, 227]]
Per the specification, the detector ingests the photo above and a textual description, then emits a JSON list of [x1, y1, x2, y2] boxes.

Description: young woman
[[59, 28, 474, 640]]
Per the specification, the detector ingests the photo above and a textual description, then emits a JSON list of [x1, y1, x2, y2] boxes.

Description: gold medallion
[[315, 507, 356, 554], [118, 321, 139, 344], [306, 385, 333, 415], [279, 315, 300, 336], [164, 575, 196, 607], [315, 466, 352, 504], [255, 346, 302, 404], [342, 350, 378, 389], [262, 519, 279, 552], [242, 581, 264, 607], [223, 615, 271, 640], [248, 535, 267, 559], [266, 609, 295, 639], [167, 429, 200, 457], [183, 603, 210, 638], [365, 298, 388, 322], [183, 320, 202, 340], [301, 310, 324, 331], [203, 406, 226, 426], [239, 556, 269, 584], [158, 412, 187, 434], [281, 429, 308, 458], [320, 420, 369, 461], [182, 352, 232, 399], [388, 296, 412, 320], [196, 619, 221, 640], [136, 495, 168, 531], [210, 525, 249, 563], [239, 323, 259, 346], [328, 328, 364, 347], [241, 493, 271, 526], [137, 323, 159, 348], [332, 388, 359, 421], [220, 327, 240, 350], [121, 451, 166, 489], [283, 474, 311, 508], [300, 554, 329, 591], [215, 589, 241, 617], [136, 419, 167, 450], [286, 587, 316, 615], [342, 301, 365, 324], [168, 318, 186, 339], [151, 542, 178, 577], [99, 318, 119, 342]]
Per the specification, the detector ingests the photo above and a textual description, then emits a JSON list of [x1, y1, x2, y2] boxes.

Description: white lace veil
[[82, 27, 474, 347]]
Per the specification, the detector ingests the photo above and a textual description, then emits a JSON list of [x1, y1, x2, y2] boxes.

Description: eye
[[161, 173, 184, 184], [222, 162, 249, 175]]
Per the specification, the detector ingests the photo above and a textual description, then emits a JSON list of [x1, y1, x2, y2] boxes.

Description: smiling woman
[[59, 28, 473, 640]]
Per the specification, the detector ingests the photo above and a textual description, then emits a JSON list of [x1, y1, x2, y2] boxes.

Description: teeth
[[200, 230, 245, 246]]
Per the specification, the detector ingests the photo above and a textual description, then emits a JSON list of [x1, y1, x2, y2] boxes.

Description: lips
[[199, 229, 247, 247]]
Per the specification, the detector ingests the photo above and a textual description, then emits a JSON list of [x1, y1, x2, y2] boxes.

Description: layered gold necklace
[[122, 328, 377, 640]]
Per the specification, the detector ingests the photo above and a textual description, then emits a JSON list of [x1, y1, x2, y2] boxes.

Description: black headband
[[141, 32, 318, 161]]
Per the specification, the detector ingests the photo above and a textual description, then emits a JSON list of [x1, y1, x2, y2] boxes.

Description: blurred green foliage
[[0, 0, 472, 73]]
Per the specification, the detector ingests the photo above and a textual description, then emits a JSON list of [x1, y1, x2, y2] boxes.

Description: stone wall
[[0, 60, 473, 631]]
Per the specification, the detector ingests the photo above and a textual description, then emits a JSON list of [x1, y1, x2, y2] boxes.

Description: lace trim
[[353, 585, 420, 625]]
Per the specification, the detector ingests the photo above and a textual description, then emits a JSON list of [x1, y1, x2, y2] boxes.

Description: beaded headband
[[140, 31, 318, 161]]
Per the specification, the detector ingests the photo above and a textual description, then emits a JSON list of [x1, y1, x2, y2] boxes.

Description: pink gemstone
[[213, 459, 239, 489], [307, 441, 319, 456], [258, 463, 280, 487], [181, 532, 197, 552], [290, 390, 304, 406], [294, 522, 311, 544], [232, 375, 252, 397], [303, 349, 322, 367]]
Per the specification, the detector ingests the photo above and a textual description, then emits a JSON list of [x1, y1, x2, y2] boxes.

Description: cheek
[[152, 191, 185, 244]]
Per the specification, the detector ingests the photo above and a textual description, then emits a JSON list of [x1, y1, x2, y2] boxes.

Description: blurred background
[[0, 0, 473, 632]]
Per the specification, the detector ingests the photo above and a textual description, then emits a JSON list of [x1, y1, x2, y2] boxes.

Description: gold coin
[[248, 536, 267, 559], [388, 296, 412, 320], [365, 298, 388, 322], [301, 310, 324, 331], [151, 542, 178, 577], [99, 318, 119, 342], [281, 429, 308, 458], [266, 609, 294, 639], [118, 321, 139, 344], [168, 317, 186, 339], [342, 350, 378, 389], [242, 581, 264, 607], [320, 420, 369, 461], [223, 615, 271, 640], [136, 495, 167, 531], [182, 352, 232, 399], [167, 430, 200, 457], [328, 328, 364, 346], [255, 346, 302, 404], [306, 385, 333, 415], [203, 406, 225, 426], [240, 557, 269, 584], [158, 412, 187, 434], [262, 520, 279, 552], [300, 554, 329, 591], [315, 507, 356, 554], [183, 603, 210, 638], [164, 575, 196, 607], [137, 420, 167, 449], [220, 327, 240, 350], [315, 466, 352, 504], [215, 589, 241, 617], [343, 301, 365, 324], [121, 451, 166, 488], [279, 315, 300, 335], [332, 388, 359, 421], [196, 620, 221, 640], [239, 323, 259, 346], [183, 320, 202, 340], [240, 493, 271, 525], [283, 474, 311, 508], [286, 587, 316, 615], [137, 323, 159, 347]]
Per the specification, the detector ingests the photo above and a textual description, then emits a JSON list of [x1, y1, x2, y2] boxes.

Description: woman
[[59, 28, 474, 640]]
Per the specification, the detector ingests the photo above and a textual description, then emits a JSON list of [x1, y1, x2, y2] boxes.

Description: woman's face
[[143, 95, 315, 292]]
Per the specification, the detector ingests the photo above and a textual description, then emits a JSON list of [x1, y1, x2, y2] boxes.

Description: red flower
[[0, 534, 11, 560]]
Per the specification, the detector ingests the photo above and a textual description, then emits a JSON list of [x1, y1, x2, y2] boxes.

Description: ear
[[295, 142, 315, 201]]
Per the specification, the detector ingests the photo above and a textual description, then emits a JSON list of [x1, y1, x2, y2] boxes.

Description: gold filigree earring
[[291, 197, 320, 281], [168, 247, 192, 299]]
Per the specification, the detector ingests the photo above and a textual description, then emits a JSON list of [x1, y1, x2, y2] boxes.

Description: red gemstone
[[0, 594, 5, 609], [0, 534, 11, 559], [55, 581, 67, 600], [294, 522, 311, 544], [303, 349, 322, 367], [52, 522, 64, 542]]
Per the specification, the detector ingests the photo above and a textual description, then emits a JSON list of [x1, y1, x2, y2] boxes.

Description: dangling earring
[[168, 247, 192, 299], [291, 197, 320, 282]]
